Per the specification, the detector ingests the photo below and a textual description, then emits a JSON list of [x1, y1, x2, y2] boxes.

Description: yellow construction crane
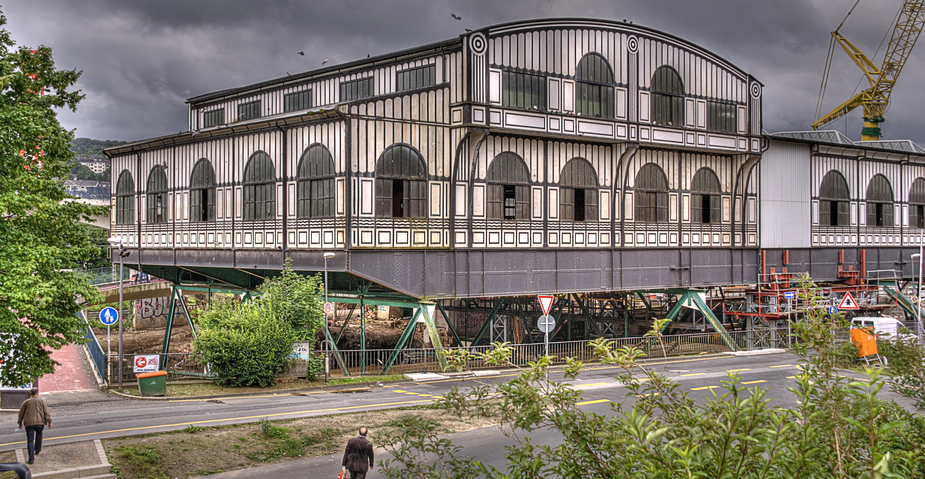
[[813, 0, 925, 140]]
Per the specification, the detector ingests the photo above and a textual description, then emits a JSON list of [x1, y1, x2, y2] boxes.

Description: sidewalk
[[38, 343, 98, 394]]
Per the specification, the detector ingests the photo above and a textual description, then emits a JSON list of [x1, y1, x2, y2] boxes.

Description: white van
[[850, 316, 915, 341]]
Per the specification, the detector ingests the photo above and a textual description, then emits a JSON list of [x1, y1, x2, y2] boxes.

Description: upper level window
[[284, 90, 312, 112], [115, 170, 134, 225], [237, 100, 261, 121], [243, 152, 276, 220], [819, 170, 850, 227], [502, 71, 546, 110], [651, 66, 684, 127], [634, 163, 669, 223], [486, 152, 530, 220], [396, 65, 436, 91], [297, 145, 335, 218], [340, 77, 374, 102], [189, 158, 216, 222], [910, 178, 925, 228], [203, 109, 225, 128], [866, 174, 894, 227], [707, 101, 737, 134], [145, 166, 168, 224], [559, 158, 598, 221], [691, 168, 722, 224], [576, 53, 615, 119], [375, 145, 427, 218]]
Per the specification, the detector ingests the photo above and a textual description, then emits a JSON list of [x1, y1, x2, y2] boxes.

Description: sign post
[[537, 295, 556, 380], [100, 307, 119, 379]]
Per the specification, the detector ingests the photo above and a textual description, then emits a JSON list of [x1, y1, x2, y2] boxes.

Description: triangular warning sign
[[538, 295, 555, 316], [838, 292, 860, 310]]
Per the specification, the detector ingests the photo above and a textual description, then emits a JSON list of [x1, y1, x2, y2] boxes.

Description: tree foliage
[[192, 261, 325, 387], [376, 275, 925, 478], [0, 9, 106, 386]]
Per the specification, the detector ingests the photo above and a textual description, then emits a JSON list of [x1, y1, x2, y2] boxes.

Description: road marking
[[576, 399, 610, 406], [691, 386, 719, 391], [726, 369, 751, 373], [742, 380, 767, 385], [769, 364, 792, 368], [636, 392, 660, 398], [393, 390, 406, 393], [680, 373, 705, 377], [573, 382, 608, 389], [0, 398, 436, 448]]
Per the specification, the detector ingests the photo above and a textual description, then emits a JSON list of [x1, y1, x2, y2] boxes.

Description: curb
[[103, 378, 412, 401]]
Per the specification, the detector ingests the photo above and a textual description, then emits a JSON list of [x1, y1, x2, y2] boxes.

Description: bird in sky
[[322, 59, 329, 65], [297, 51, 304, 56], [451, 13, 462, 20]]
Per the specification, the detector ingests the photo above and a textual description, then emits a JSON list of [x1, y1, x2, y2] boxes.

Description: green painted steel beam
[[326, 296, 425, 308], [573, 293, 602, 337], [664, 290, 737, 352], [884, 286, 922, 323], [471, 297, 506, 345], [419, 303, 447, 371], [177, 294, 198, 340], [325, 327, 350, 376], [437, 302, 462, 347], [383, 308, 423, 374], [176, 285, 252, 295], [160, 285, 178, 369], [334, 303, 358, 345]]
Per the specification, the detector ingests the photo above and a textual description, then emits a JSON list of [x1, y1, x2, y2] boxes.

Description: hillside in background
[[70, 138, 126, 155]]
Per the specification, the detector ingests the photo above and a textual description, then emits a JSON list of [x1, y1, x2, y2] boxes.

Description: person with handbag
[[341, 427, 374, 479]]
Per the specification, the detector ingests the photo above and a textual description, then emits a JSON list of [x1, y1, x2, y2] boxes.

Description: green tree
[[0, 9, 106, 386], [71, 163, 98, 180]]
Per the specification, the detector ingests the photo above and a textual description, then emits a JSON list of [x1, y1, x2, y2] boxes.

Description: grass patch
[[104, 406, 499, 478]]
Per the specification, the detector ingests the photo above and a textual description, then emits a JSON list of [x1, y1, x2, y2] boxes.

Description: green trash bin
[[136, 370, 168, 397]]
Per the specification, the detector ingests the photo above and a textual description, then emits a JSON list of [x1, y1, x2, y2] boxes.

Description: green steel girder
[[665, 290, 737, 351], [383, 308, 423, 374], [325, 327, 350, 376], [334, 303, 358, 345], [437, 302, 462, 347], [471, 297, 507, 346]]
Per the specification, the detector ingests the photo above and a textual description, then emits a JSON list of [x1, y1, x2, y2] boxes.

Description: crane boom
[[812, 0, 925, 140]]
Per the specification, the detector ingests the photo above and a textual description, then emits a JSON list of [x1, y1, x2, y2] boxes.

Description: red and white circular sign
[[135, 356, 147, 368]]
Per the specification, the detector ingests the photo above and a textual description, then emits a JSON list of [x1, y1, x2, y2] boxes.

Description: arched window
[[559, 158, 598, 221], [297, 145, 335, 218], [820, 170, 850, 227], [910, 178, 925, 228], [634, 163, 668, 223], [651, 66, 684, 127], [576, 53, 614, 119], [145, 166, 168, 224], [115, 170, 134, 225], [189, 159, 215, 222], [243, 152, 276, 220], [375, 145, 427, 218], [486, 152, 530, 220], [866, 174, 894, 227], [691, 168, 722, 224]]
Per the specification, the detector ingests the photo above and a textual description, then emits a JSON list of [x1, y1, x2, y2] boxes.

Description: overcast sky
[[4, 0, 924, 144]]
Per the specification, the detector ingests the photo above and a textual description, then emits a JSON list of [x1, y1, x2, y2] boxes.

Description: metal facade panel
[[761, 139, 812, 248]]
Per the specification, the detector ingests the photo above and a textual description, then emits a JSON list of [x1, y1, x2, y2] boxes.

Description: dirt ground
[[102, 406, 499, 478]]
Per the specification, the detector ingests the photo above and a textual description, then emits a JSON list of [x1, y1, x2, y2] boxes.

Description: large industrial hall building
[[104, 18, 925, 355]]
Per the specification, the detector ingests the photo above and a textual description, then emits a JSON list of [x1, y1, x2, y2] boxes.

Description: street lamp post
[[917, 235, 925, 343], [107, 238, 128, 391], [323, 252, 335, 382]]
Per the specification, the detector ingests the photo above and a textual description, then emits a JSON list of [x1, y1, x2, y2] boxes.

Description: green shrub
[[193, 301, 296, 387]]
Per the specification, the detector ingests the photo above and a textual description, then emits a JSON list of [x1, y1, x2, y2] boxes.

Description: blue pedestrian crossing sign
[[100, 307, 119, 326]]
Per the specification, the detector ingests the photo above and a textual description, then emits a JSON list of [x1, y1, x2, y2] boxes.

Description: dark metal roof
[[186, 38, 462, 105], [768, 130, 925, 157]]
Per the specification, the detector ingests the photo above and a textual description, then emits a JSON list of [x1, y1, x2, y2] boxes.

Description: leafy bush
[[192, 261, 326, 385], [194, 301, 295, 387]]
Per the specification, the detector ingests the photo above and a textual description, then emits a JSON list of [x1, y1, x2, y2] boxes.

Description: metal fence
[[82, 323, 107, 386], [92, 328, 796, 383], [79, 266, 134, 286]]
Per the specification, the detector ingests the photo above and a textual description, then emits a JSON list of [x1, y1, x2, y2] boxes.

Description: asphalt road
[[1, 349, 913, 476]]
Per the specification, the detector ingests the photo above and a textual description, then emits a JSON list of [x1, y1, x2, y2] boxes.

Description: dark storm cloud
[[3, 0, 924, 143]]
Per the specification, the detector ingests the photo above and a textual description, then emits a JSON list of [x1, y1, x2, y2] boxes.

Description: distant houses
[[65, 179, 109, 200]]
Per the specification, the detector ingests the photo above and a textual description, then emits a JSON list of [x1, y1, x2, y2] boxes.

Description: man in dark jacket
[[17, 388, 52, 465], [342, 427, 374, 479]]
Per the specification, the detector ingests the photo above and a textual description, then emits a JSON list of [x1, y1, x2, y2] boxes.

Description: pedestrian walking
[[17, 388, 52, 465], [341, 426, 374, 479]]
